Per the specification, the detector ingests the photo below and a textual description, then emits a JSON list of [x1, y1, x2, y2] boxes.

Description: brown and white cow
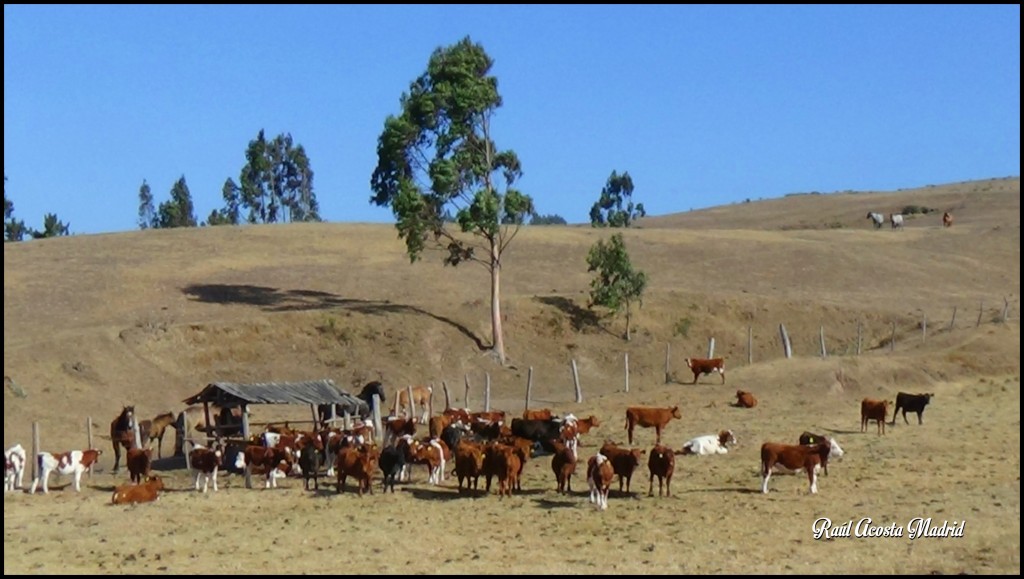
[[861, 398, 891, 435], [624, 406, 682, 445], [685, 357, 726, 385], [735, 390, 757, 408], [235, 445, 293, 489], [587, 453, 615, 510], [126, 447, 153, 484], [942, 212, 953, 228], [760, 442, 831, 494], [797, 432, 845, 476], [111, 475, 165, 505], [648, 444, 675, 497], [679, 430, 738, 456], [28, 449, 102, 494], [189, 444, 223, 493], [5, 444, 27, 492]]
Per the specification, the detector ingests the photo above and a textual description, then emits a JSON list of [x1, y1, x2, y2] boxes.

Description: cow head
[[671, 406, 682, 419], [145, 475, 165, 491], [828, 437, 845, 461], [718, 430, 737, 447]]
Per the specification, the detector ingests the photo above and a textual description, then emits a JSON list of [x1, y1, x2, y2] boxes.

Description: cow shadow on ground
[[402, 486, 474, 502], [534, 497, 579, 510], [821, 428, 862, 435], [681, 487, 761, 495], [182, 283, 486, 351], [151, 457, 186, 472]]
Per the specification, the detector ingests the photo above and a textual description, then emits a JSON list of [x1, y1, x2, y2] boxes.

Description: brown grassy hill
[[3, 176, 1020, 574]]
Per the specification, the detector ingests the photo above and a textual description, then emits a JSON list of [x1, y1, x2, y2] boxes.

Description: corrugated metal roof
[[182, 379, 362, 406]]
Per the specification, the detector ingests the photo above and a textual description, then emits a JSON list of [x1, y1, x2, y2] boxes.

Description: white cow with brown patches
[[679, 430, 738, 456], [5, 444, 27, 492], [28, 449, 103, 494]]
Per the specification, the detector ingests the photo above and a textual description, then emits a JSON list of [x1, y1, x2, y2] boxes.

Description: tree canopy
[[218, 130, 319, 225], [586, 232, 648, 341], [590, 170, 646, 228]]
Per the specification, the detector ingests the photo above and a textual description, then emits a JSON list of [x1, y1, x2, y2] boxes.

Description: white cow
[[890, 213, 904, 229], [680, 430, 738, 456], [28, 449, 102, 494], [866, 212, 885, 229], [5, 444, 27, 491]]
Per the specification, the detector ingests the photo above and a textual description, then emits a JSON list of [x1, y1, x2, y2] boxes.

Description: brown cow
[[522, 408, 553, 421], [735, 390, 757, 408], [481, 442, 519, 498], [111, 475, 165, 505], [550, 439, 578, 494], [125, 448, 152, 485], [861, 398, 891, 435], [685, 357, 726, 385], [587, 453, 615, 510], [648, 444, 675, 497], [599, 441, 646, 493], [624, 406, 682, 445], [453, 440, 485, 494], [760, 442, 831, 494], [335, 445, 378, 496], [942, 211, 953, 228]]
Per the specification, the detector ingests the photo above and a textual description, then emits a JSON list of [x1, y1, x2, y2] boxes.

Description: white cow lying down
[[680, 430, 738, 455]]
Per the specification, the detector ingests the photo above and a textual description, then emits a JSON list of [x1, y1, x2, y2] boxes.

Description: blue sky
[[4, 5, 1020, 235]]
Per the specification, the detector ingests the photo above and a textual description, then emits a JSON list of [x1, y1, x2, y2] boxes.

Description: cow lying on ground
[[28, 449, 102, 494], [111, 475, 165, 505], [861, 398, 891, 435], [797, 432, 845, 476], [679, 430, 737, 456], [891, 392, 934, 425], [735, 390, 757, 408], [760, 442, 831, 494], [624, 406, 682, 445], [685, 358, 725, 385]]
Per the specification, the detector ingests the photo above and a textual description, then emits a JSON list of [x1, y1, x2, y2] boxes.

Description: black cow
[[378, 445, 405, 493], [891, 392, 934, 425], [298, 444, 323, 491], [510, 418, 565, 453], [318, 381, 388, 426]]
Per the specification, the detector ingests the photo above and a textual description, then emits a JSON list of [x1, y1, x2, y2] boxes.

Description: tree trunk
[[625, 304, 632, 341], [490, 239, 506, 364]]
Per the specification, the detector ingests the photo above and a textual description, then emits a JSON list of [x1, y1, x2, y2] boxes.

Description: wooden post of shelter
[[819, 325, 827, 358], [442, 381, 452, 410], [308, 404, 319, 429], [976, 300, 984, 327], [343, 411, 351, 431], [571, 359, 582, 404], [202, 402, 214, 448], [856, 322, 863, 356], [241, 405, 252, 489], [86, 416, 94, 478], [779, 324, 792, 359], [464, 375, 471, 410], [624, 353, 630, 393], [707, 337, 715, 359], [484, 374, 491, 412], [31, 421, 40, 485], [525, 367, 533, 411], [949, 306, 958, 330], [664, 343, 671, 384], [371, 394, 383, 445], [747, 326, 753, 365]]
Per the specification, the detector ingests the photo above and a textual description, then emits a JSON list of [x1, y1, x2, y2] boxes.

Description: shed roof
[[182, 379, 360, 407]]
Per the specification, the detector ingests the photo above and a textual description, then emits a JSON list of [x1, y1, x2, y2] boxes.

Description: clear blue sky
[[4, 5, 1020, 235]]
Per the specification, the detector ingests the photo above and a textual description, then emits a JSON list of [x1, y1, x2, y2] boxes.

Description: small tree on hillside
[[590, 170, 645, 228], [31, 213, 71, 238], [530, 213, 567, 225], [137, 179, 155, 229], [224, 130, 319, 224], [586, 232, 647, 341], [155, 176, 198, 229]]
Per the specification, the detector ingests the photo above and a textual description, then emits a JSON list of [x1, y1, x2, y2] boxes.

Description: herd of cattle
[[866, 210, 954, 230], [4, 360, 937, 510]]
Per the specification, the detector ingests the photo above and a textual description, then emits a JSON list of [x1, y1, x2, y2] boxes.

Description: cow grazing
[[378, 444, 406, 493], [587, 453, 614, 510], [189, 445, 223, 493], [28, 449, 102, 494], [760, 442, 831, 494], [126, 448, 153, 484], [453, 440, 486, 495], [892, 392, 934, 425], [111, 475, 164, 505], [679, 430, 737, 456], [890, 213, 904, 229], [797, 432, 845, 476], [866, 212, 885, 229], [861, 398, 891, 435], [685, 357, 726, 385], [335, 445, 378, 496], [942, 212, 953, 228], [550, 439, 578, 494], [599, 441, 646, 494], [624, 406, 682, 445], [735, 390, 757, 408], [5, 444, 27, 492], [648, 444, 675, 497]]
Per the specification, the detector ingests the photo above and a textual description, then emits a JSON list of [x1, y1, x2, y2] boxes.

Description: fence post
[[371, 394, 383, 445], [484, 373, 491, 412], [819, 325, 827, 358], [329, 405, 337, 429], [949, 306, 958, 331], [1002, 297, 1010, 323], [343, 411, 351, 431], [524, 367, 533, 412], [183, 412, 191, 472], [890, 321, 897, 352], [86, 416, 94, 478], [571, 359, 582, 404], [707, 337, 715, 359], [464, 375, 471, 410], [747, 326, 753, 365], [779, 323, 792, 359], [406, 385, 415, 420], [664, 343, 671, 384], [922, 314, 927, 343], [442, 381, 452, 410], [32, 421, 40, 485], [241, 406, 252, 489], [976, 300, 984, 327], [624, 353, 630, 393], [856, 322, 863, 356]]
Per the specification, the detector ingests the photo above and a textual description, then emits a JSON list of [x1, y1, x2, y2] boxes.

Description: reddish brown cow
[[550, 439, 578, 494], [735, 390, 758, 408], [125, 448, 152, 484], [599, 441, 646, 493], [685, 357, 726, 385], [482, 442, 519, 498], [571, 415, 601, 436], [647, 444, 675, 497], [624, 406, 682, 445], [760, 442, 831, 494], [861, 398, 891, 435], [335, 445, 378, 496], [111, 475, 165, 505], [453, 440, 485, 494], [587, 453, 615, 510], [942, 212, 953, 228], [522, 408, 553, 421], [384, 417, 418, 445]]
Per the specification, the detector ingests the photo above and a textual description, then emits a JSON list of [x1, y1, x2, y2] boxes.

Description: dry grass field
[[3, 176, 1020, 574]]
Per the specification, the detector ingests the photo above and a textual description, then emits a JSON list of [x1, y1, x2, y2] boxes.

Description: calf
[[587, 453, 614, 510], [126, 448, 153, 484], [735, 390, 757, 408], [624, 406, 682, 445], [679, 430, 738, 456], [861, 398, 891, 435], [760, 442, 831, 494], [112, 475, 165, 505], [28, 449, 102, 494], [599, 441, 646, 493], [189, 444, 223, 493], [648, 444, 675, 497], [5, 444, 27, 492], [335, 445, 378, 496], [297, 443, 324, 492], [550, 439, 578, 494], [378, 444, 406, 493], [685, 357, 726, 385], [453, 440, 485, 495], [891, 392, 934, 425], [481, 442, 519, 498], [797, 432, 845, 476]]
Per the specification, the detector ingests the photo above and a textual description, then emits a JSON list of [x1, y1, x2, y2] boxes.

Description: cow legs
[[655, 426, 663, 445], [807, 467, 818, 494], [902, 408, 910, 425], [761, 464, 771, 494], [649, 473, 654, 497], [917, 411, 923, 425], [720, 371, 726, 385]]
